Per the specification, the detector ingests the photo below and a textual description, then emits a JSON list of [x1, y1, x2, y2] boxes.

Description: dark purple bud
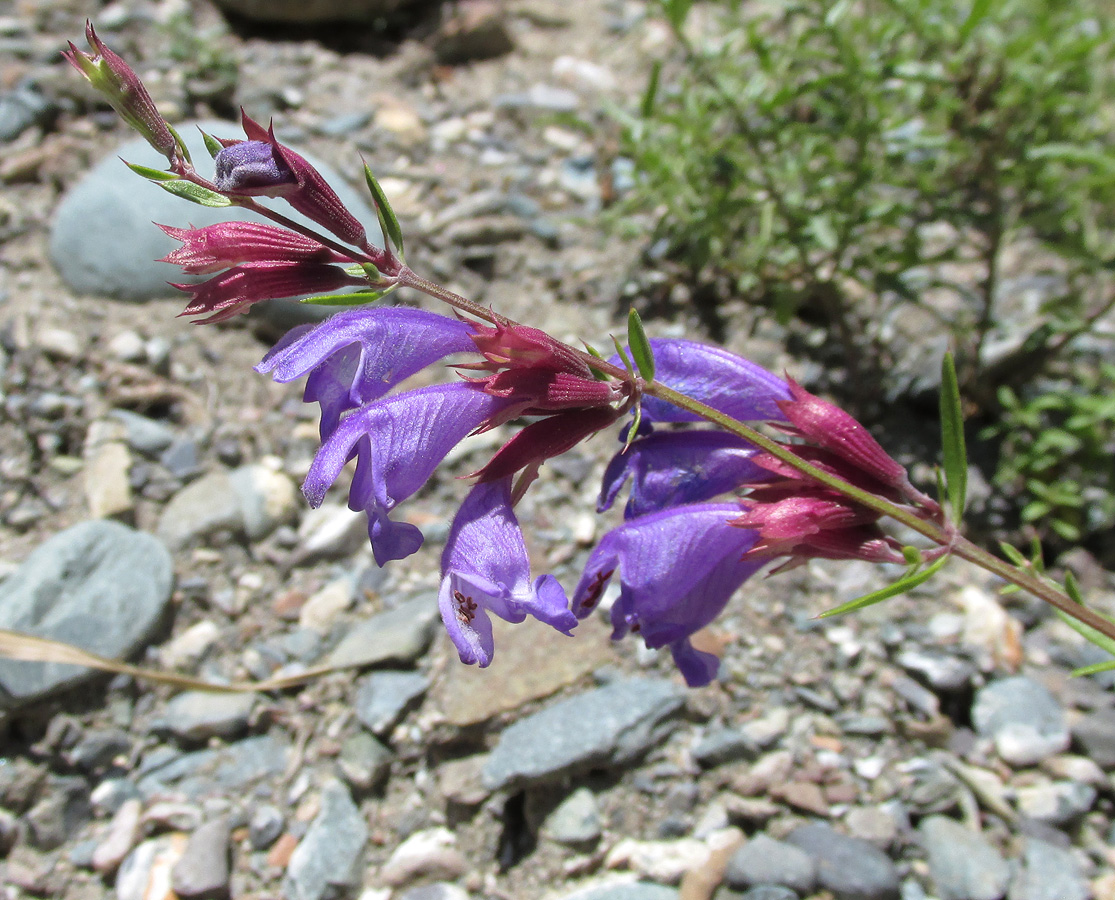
[[213, 141, 296, 195]]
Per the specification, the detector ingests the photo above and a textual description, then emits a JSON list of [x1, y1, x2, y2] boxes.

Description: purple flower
[[439, 478, 577, 667], [572, 503, 765, 686], [598, 430, 769, 519], [618, 339, 792, 425], [302, 382, 512, 565], [257, 307, 478, 440]]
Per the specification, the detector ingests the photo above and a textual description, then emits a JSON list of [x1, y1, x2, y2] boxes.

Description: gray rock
[[544, 787, 602, 845], [157, 470, 243, 550], [971, 677, 1069, 767], [483, 678, 686, 791], [154, 691, 256, 743], [692, 728, 757, 768], [0, 521, 173, 708], [725, 834, 816, 894], [736, 889, 797, 900], [157, 465, 297, 549], [396, 884, 471, 900], [248, 804, 285, 850], [786, 823, 900, 900], [353, 670, 429, 736], [1014, 781, 1096, 828], [49, 121, 377, 301], [560, 884, 679, 900], [895, 649, 976, 692], [227, 464, 299, 541], [137, 734, 289, 799], [24, 775, 91, 850], [320, 597, 439, 669], [1008, 838, 1089, 900], [282, 779, 367, 900], [337, 730, 393, 792], [1070, 706, 1115, 769], [0, 82, 53, 142], [918, 815, 1010, 900], [109, 409, 177, 456], [171, 817, 231, 900]]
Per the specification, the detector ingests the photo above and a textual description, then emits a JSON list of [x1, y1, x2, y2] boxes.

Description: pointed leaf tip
[[939, 352, 968, 521], [627, 308, 656, 382], [362, 162, 405, 259]]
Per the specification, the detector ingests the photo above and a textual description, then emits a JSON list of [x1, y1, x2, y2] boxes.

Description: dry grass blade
[[0, 629, 358, 694]]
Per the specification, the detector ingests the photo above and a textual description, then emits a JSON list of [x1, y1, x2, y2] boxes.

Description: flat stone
[[1008, 837, 1089, 900], [558, 882, 679, 900], [1014, 780, 1096, 828], [379, 827, 467, 887], [483, 678, 686, 791], [153, 691, 256, 743], [432, 615, 614, 726], [337, 731, 393, 792], [50, 121, 377, 301], [282, 780, 367, 900], [918, 815, 1010, 900], [724, 834, 816, 895], [228, 463, 298, 541], [786, 822, 900, 900], [116, 834, 188, 900], [157, 470, 243, 551], [353, 670, 429, 736], [321, 597, 439, 670], [1070, 707, 1115, 769], [137, 734, 289, 799], [0, 521, 173, 708], [971, 677, 1069, 767], [171, 817, 231, 900], [544, 787, 602, 846]]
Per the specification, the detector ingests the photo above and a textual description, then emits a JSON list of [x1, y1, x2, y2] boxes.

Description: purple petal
[[257, 307, 478, 440], [613, 339, 791, 424], [669, 639, 722, 687], [574, 503, 765, 683], [598, 430, 769, 518], [439, 479, 576, 667], [303, 382, 510, 565]]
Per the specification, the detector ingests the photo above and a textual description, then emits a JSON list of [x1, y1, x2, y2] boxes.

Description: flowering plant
[[60, 22, 1115, 686]]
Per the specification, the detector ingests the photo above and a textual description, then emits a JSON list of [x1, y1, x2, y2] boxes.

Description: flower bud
[[63, 21, 176, 162], [213, 141, 297, 195]]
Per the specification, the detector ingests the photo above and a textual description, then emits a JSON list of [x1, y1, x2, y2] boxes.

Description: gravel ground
[[1, 2, 1115, 899]]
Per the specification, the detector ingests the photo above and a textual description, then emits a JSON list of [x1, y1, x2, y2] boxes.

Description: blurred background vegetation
[[610, 0, 1115, 561]]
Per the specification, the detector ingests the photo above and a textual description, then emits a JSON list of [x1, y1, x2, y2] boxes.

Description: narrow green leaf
[[1054, 605, 1115, 657], [939, 352, 968, 520], [300, 287, 397, 306], [167, 123, 192, 166], [819, 554, 950, 618], [125, 161, 179, 182], [1072, 659, 1115, 677], [611, 335, 635, 375], [662, 0, 694, 30], [998, 541, 1029, 567], [959, 0, 994, 41], [200, 129, 223, 159], [158, 180, 231, 207], [625, 405, 643, 452], [641, 61, 661, 119], [362, 163, 405, 259], [627, 308, 656, 381], [1064, 569, 1085, 604]]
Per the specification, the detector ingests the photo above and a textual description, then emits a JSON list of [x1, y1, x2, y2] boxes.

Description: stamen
[[453, 589, 478, 624]]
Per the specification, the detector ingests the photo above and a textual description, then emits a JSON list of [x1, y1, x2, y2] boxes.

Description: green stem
[[398, 269, 1115, 646]]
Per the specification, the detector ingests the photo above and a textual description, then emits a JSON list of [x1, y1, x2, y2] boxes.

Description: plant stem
[[402, 267, 1115, 646]]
